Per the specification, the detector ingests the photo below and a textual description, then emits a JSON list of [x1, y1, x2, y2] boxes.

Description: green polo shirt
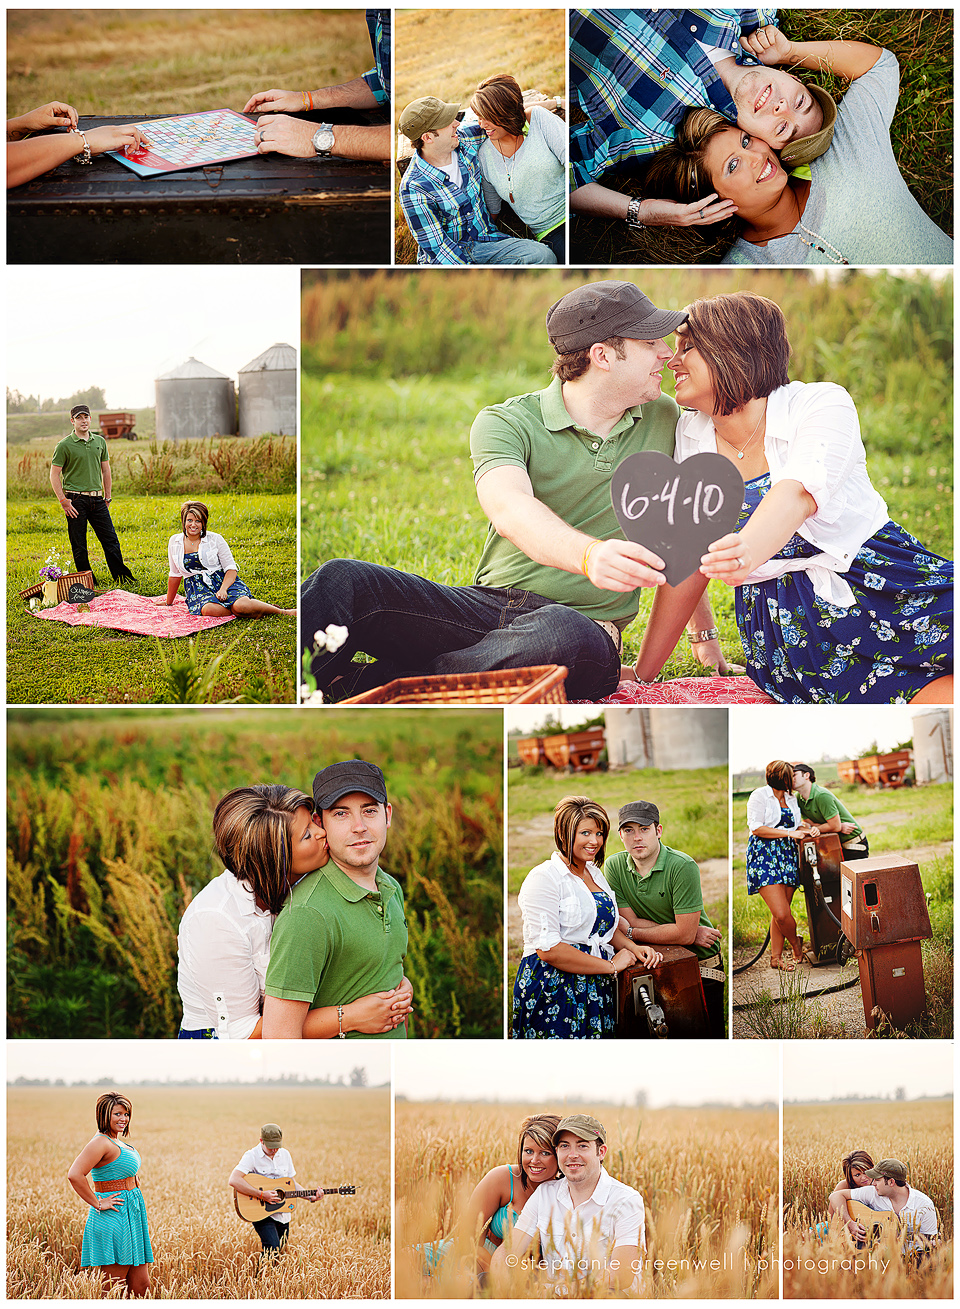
[[797, 783, 862, 845], [603, 843, 716, 962], [470, 376, 679, 624], [51, 432, 108, 494], [264, 861, 408, 1039]]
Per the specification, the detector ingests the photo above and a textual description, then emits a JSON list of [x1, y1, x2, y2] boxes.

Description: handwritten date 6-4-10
[[619, 477, 725, 527]]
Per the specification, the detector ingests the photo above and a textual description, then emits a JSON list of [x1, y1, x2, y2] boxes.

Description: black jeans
[[252, 1216, 289, 1254], [301, 559, 622, 701], [64, 494, 134, 582]]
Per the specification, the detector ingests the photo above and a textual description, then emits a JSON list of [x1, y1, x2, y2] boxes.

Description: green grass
[[7, 493, 296, 704], [571, 8, 953, 264]]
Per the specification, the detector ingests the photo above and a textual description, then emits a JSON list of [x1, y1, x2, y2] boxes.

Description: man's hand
[[694, 924, 722, 949], [244, 88, 302, 115], [839, 821, 858, 835], [637, 195, 738, 227], [307, 1188, 324, 1204], [8, 101, 79, 138], [587, 539, 665, 592], [740, 25, 795, 65], [58, 497, 79, 520], [255, 114, 317, 157]]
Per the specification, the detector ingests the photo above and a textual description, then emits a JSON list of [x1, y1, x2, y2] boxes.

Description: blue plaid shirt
[[362, 9, 390, 107], [399, 123, 505, 265], [570, 8, 778, 188]]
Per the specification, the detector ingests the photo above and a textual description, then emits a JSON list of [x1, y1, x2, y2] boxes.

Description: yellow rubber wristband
[[582, 538, 601, 578]]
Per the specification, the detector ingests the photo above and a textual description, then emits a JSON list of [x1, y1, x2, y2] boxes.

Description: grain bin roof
[[239, 342, 296, 373], [158, 356, 230, 380]]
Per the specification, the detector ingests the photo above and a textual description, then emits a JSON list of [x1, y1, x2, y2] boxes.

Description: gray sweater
[[478, 106, 566, 238]]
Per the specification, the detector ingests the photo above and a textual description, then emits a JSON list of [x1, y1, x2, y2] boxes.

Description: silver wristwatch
[[312, 124, 335, 157]]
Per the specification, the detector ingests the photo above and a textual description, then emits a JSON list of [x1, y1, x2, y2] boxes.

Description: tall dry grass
[[396, 1101, 777, 1299], [783, 1099, 953, 1298], [7, 1086, 389, 1299]]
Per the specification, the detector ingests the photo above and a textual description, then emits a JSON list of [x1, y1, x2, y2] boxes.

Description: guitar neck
[[284, 1186, 351, 1199]]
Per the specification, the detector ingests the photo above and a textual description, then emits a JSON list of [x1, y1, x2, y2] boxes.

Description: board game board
[[106, 108, 259, 177]]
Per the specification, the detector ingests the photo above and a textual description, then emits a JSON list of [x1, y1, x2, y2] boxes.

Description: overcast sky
[[784, 1042, 953, 1101], [7, 1041, 389, 1085], [395, 1043, 777, 1105], [7, 266, 300, 408], [730, 705, 917, 773]]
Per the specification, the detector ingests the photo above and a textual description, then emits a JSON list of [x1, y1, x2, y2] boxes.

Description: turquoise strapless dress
[[80, 1141, 153, 1268]]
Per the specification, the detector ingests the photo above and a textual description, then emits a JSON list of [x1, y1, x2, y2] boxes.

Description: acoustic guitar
[[234, 1175, 356, 1222], [845, 1199, 908, 1244]]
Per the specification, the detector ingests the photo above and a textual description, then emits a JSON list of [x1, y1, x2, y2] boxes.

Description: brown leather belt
[[94, 1176, 139, 1192]]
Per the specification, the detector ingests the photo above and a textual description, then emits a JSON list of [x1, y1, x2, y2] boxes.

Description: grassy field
[[7, 1085, 389, 1299], [732, 781, 953, 1038], [7, 491, 296, 704], [393, 8, 566, 263], [8, 410, 157, 445], [7, 9, 376, 118], [396, 1099, 778, 1299], [571, 9, 953, 264], [7, 707, 504, 1040], [301, 269, 951, 689], [783, 1098, 952, 1299]]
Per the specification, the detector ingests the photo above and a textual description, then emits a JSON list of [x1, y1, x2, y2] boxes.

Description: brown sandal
[[770, 956, 797, 972]]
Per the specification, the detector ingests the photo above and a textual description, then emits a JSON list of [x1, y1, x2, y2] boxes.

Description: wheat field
[[396, 1100, 777, 1299], [7, 1086, 389, 1299], [783, 1099, 953, 1299]]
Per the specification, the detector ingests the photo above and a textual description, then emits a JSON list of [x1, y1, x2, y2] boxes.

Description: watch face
[[312, 126, 335, 155]]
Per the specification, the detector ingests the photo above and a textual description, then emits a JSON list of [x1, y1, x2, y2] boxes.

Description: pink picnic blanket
[[572, 676, 775, 705], [33, 590, 235, 637]]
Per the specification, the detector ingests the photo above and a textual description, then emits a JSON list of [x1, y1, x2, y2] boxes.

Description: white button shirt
[[517, 852, 619, 959], [515, 1169, 645, 1281], [166, 530, 239, 581], [177, 870, 273, 1039], [850, 1185, 938, 1251], [746, 786, 802, 835], [235, 1144, 296, 1225], [676, 381, 890, 607]]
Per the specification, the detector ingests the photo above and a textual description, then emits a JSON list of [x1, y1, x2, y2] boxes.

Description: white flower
[[300, 685, 325, 706], [313, 623, 349, 653]]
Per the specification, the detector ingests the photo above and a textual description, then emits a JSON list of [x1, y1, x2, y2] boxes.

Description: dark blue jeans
[[253, 1216, 289, 1254], [64, 494, 135, 583], [301, 560, 621, 701]]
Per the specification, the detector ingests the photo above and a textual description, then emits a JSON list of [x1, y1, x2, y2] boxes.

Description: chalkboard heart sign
[[610, 452, 744, 586], [67, 582, 98, 603]]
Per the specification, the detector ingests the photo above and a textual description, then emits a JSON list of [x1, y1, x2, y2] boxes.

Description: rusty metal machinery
[[796, 834, 852, 965], [839, 856, 932, 1030], [617, 946, 709, 1039]]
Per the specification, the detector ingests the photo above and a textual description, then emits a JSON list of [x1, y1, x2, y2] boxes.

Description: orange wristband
[[582, 539, 601, 578]]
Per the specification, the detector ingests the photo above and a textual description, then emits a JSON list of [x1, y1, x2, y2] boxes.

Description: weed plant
[[7, 708, 503, 1039]]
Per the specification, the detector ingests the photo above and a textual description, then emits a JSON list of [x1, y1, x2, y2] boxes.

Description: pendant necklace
[[721, 399, 767, 460]]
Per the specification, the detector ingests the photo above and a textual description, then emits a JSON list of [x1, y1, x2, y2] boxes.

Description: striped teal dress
[[80, 1140, 153, 1267]]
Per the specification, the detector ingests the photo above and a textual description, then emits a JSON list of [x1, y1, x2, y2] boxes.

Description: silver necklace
[[719, 399, 767, 460]]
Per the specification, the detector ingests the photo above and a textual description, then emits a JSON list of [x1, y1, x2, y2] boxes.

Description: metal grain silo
[[155, 357, 236, 440], [911, 708, 953, 784], [238, 342, 297, 436], [604, 707, 728, 771]]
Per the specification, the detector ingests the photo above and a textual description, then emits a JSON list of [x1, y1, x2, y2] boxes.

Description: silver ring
[[736, 557, 745, 568], [699, 208, 705, 219]]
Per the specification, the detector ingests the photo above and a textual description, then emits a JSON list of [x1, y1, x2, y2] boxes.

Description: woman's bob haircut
[[842, 1149, 875, 1189], [470, 73, 526, 137], [554, 795, 610, 869], [644, 106, 738, 206], [180, 500, 209, 538], [96, 1092, 133, 1137], [213, 784, 314, 916], [516, 1113, 561, 1189], [683, 293, 791, 416], [765, 760, 795, 793]]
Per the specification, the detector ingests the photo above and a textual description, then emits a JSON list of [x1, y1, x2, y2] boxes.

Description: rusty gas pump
[[839, 856, 932, 1030], [617, 946, 710, 1039], [796, 834, 853, 965]]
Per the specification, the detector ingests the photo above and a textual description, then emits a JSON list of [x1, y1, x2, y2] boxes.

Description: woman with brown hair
[[67, 1093, 152, 1297], [155, 500, 296, 617], [463, 1114, 561, 1272], [512, 796, 660, 1039], [177, 784, 412, 1038], [635, 292, 952, 703], [469, 74, 566, 262], [745, 761, 810, 971]]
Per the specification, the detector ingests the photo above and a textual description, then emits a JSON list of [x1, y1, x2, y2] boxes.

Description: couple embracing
[[303, 279, 952, 705]]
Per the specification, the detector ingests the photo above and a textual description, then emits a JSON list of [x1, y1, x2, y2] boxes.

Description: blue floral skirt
[[735, 477, 952, 703], [512, 892, 617, 1039], [746, 807, 799, 895], [183, 564, 253, 616]]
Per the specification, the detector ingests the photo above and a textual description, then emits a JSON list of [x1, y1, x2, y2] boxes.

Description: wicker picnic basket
[[341, 664, 569, 705], [19, 570, 96, 603]]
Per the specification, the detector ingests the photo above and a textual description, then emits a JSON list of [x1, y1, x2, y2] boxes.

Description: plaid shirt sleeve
[[399, 127, 497, 265], [570, 7, 778, 188], [362, 9, 390, 106]]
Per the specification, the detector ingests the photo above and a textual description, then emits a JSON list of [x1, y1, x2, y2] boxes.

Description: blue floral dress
[[512, 891, 618, 1039], [735, 475, 952, 703], [182, 550, 253, 616], [746, 805, 799, 895]]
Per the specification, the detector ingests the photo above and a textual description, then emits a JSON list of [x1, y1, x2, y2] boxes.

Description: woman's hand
[[700, 532, 756, 586], [346, 985, 415, 1034], [8, 101, 79, 138], [243, 88, 302, 115], [740, 25, 795, 66], [153, 597, 172, 606], [634, 945, 662, 969], [255, 114, 317, 157], [84, 124, 149, 157], [96, 1193, 125, 1212], [610, 947, 638, 973], [637, 195, 737, 228]]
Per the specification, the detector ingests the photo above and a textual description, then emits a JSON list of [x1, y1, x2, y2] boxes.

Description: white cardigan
[[167, 531, 239, 581], [676, 381, 890, 607], [517, 851, 618, 959], [746, 785, 802, 835]]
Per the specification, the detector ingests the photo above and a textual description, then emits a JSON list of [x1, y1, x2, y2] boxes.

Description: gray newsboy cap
[[618, 801, 661, 828], [546, 281, 687, 353], [313, 760, 388, 811]]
